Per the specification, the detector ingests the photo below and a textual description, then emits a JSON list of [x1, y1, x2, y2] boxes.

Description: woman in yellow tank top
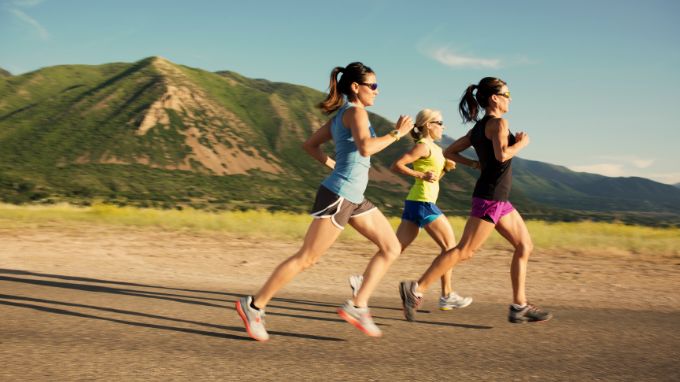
[[350, 109, 477, 310]]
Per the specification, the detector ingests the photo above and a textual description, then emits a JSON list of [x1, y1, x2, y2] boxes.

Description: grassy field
[[1, 203, 678, 258]]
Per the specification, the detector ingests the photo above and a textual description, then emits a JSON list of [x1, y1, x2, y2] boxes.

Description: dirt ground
[[1, 222, 679, 381]]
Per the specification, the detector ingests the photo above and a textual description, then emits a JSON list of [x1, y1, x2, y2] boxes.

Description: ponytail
[[410, 125, 424, 140], [318, 67, 345, 114], [458, 84, 479, 123], [458, 77, 507, 123], [318, 62, 374, 115]]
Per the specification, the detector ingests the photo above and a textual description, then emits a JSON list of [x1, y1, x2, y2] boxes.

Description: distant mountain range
[[1, 57, 678, 226]]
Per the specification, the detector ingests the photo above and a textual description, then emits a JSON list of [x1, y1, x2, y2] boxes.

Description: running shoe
[[438, 292, 473, 310], [235, 296, 269, 341], [337, 300, 382, 337], [349, 274, 363, 297], [399, 280, 423, 322], [508, 303, 553, 323]]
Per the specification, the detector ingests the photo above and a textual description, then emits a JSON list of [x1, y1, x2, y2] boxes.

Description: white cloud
[[645, 173, 680, 185], [10, 8, 49, 40], [12, 0, 45, 6], [631, 159, 654, 169], [567, 162, 680, 185], [429, 47, 501, 69], [597, 155, 655, 169], [569, 163, 625, 177]]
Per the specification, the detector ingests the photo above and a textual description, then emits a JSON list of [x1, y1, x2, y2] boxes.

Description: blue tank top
[[321, 102, 376, 203]]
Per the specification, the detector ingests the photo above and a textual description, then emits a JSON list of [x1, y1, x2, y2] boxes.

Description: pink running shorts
[[470, 197, 515, 224]]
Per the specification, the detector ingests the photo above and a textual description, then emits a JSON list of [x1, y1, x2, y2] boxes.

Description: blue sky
[[2, 0, 679, 184]]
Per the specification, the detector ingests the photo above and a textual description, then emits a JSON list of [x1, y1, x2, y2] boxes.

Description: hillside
[[0, 57, 413, 213], [0, 68, 11, 77], [1, 57, 678, 226]]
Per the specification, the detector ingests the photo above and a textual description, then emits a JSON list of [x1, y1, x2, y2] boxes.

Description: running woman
[[349, 109, 474, 311], [235, 62, 414, 341], [398, 77, 552, 323]]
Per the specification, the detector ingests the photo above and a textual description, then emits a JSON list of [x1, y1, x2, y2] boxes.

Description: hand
[[515, 131, 530, 147], [422, 171, 438, 182], [395, 115, 414, 136], [444, 160, 456, 172], [471, 160, 481, 170]]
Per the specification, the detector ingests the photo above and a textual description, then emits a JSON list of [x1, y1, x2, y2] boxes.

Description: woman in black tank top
[[398, 77, 552, 324]]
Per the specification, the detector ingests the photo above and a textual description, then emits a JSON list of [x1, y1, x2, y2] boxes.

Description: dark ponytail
[[318, 62, 374, 114], [458, 84, 479, 123], [458, 77, 507, 123]]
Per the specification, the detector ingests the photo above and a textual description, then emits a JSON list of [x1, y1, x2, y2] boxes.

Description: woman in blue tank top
[[236, 62, 414, 340], [398, 77, 552, 324]]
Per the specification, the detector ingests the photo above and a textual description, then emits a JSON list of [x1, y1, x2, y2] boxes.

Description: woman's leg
[[348, 208, 402, 307], [396, 219, 420, 253], [253, 217, 342, 308], [494, 209, 533, 305], [416, 216, 495, 293], [422, 215, 456, 297], [348, 219, 416, 296]]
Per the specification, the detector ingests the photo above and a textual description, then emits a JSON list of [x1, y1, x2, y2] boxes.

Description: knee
[[520, 240, 534, 255], [515, 241, 533, 258], [379, 239, 402, 262], [294, 251, 320, 270], [437, 247, 466, 264], [456, 244, 479, 261]]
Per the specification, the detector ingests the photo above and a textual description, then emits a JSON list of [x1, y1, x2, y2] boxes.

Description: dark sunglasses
[[429, 120, 444, 126], [359, 82, 379, 91], [496, 91, 511, 98]]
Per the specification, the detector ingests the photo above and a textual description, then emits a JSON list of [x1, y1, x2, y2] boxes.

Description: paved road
[[1, 269, 678, 381]]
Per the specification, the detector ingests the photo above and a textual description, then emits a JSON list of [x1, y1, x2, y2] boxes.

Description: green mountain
[[1, 57, 678, 226], [0, 57, 415, 213], [0, 68, 11, 77]]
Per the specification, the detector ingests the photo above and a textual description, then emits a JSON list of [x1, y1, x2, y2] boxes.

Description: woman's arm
[[438, 159, 456, 179], [443, 131, 481, 169], [391, 143, 437, 182], [487, 118, 530, 162], [302, 120, 336, 170], [344, 108, 413, 157]]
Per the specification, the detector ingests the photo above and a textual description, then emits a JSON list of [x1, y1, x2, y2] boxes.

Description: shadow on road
[[0, 269, 354, 342], [0, 268, 492, 337]]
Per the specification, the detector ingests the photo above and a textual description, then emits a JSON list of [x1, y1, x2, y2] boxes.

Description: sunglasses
[[429, 120, 444, 126], [496, 91, 511, 98], [359, 82, 379, 91]]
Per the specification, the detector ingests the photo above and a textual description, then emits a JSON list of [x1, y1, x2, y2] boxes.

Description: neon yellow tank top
[[406, 139, 446, 203]]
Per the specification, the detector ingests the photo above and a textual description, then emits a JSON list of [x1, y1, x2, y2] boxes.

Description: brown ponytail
[[318, 62, 374, 114], [318, 67, 345, 114]]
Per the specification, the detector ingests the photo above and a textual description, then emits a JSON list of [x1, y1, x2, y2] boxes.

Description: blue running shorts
[[401, 200, 443, 228]]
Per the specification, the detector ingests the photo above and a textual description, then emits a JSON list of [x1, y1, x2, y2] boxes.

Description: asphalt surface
[[1, 269, 678, 381]]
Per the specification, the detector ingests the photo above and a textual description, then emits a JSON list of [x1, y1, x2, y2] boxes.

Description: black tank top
[[470, 115, 516, 201]]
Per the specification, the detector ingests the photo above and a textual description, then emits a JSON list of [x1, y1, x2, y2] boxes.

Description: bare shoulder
[[344, 105, 368, 120], [411, 141, 430, 156], [343, 106, 369, 128]]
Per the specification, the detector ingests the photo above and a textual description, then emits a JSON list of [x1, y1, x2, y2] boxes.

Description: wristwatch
[[389, 130, 401, 141]]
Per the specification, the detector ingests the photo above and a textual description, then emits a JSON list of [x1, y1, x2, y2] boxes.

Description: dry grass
[[1, 203, 678, 257]]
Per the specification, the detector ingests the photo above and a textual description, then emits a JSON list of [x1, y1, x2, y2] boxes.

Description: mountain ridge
[[1, 57, 678, 226]]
